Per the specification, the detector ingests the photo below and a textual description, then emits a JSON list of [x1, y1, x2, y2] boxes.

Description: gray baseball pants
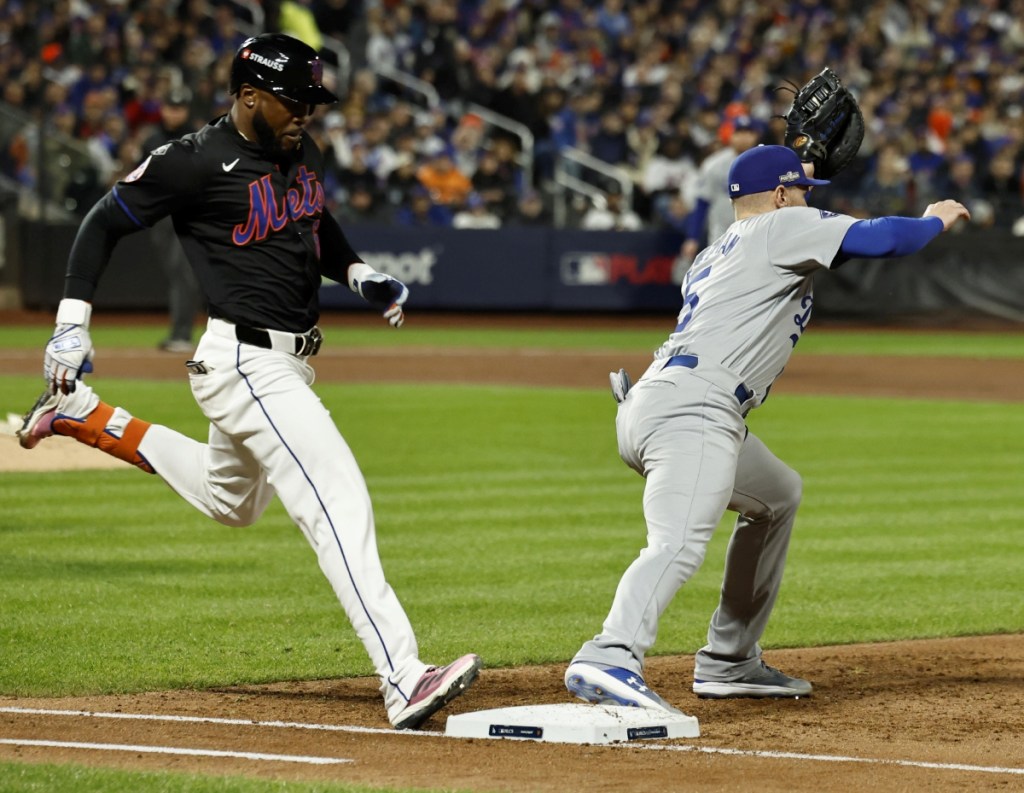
[[573, 361, 802, 682]]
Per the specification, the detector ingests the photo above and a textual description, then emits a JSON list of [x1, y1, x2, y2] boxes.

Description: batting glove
[[348, 264, 409, 328], [44, 298, 94, 394]]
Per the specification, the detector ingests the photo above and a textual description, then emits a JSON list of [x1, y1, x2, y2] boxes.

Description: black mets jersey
[[68, 114, 358, 332]]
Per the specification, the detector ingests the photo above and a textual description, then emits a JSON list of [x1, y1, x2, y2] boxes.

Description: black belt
[[234, 324, 324, 356], [664, 354, 753, 405]]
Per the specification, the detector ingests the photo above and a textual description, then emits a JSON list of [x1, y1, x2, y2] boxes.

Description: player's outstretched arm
[[923, 200, 971, 231], [347, 263, 409, 328], [840, 200, 969, 262], [318, 212, 409, 328]]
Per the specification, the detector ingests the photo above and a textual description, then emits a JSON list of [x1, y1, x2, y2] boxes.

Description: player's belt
[[209, 318, 323, 356], [235, 323, 323, 356], [663, 354, 753, 406]]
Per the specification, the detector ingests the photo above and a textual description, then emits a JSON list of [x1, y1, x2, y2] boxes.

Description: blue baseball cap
[[727, 145, 830, 198]]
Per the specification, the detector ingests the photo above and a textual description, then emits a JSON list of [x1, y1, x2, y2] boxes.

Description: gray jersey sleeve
[[767, 207, 857, 274]]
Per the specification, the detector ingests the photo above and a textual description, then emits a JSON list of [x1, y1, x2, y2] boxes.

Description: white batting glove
[[348, 264, 409, 328], [44, 298, 94, 393]]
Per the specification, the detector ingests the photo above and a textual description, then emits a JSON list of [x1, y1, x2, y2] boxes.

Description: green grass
[[1, 322, 1022, 357], [1, 375, 1021, 697], [0, 762, 445, 793]]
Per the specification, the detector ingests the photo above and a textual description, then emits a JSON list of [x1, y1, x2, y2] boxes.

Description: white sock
[[106, 407, 135, 437], [56, 383, 100, 420]]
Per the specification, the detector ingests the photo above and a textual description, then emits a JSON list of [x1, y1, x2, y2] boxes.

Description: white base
[[445, 703, 699, 744]]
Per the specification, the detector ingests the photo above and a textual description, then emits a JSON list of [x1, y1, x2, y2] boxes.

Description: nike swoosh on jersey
[[221, 158, 240, 172]]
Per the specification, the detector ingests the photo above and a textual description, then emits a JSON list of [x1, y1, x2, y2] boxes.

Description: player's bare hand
[[681, 239, 699, 261], [923, 200, 971, 231]]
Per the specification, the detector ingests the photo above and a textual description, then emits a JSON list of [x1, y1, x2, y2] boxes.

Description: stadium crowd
[[2, 0, 1023, 241]]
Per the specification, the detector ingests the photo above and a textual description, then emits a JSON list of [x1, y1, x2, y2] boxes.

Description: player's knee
[[775, 467, 803, 514], [748, 467, 802, 522], [206, 491, 269, 527]]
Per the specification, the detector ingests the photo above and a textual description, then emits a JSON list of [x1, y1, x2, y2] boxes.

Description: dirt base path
[[2, 635, 1022, 792]]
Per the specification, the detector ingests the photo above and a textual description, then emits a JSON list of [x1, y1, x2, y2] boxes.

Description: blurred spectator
[[338, 182, 391, 225], [856, 140, 917, 218], [384, 152, 422, 208], [490, 135, 524, 193], [394, 185, 454, 227], [581, 186, 643, 231], [336, 142, 382, 202], [453, 191, 501, 229], [471, 146, 516, 217], [450, 114, 484, 177], [656, 193, 691, 236], [142, 87, 196, 154], [410, 0, 461, 100], [589, 109, 630, 167], [412, 108, 449, 159], [416, 145, 472, 206], [315, 0, 360, 40], [275, 0, 324, 51], [385, 101, 417, 144], [360, 114, 399, 181], [640, 134, 698, 219], [508, 189, 554, 227], [365, 7, 407, 72], [681, 115, 762, 260], [979, 148, 1024, 230], [490, 63, 542, 133]]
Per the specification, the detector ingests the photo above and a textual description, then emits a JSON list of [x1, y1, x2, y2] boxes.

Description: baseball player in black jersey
[[18, 33, 481, 730]]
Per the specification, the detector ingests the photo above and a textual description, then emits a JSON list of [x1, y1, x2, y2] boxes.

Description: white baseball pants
[[136, 324, 428, 717]]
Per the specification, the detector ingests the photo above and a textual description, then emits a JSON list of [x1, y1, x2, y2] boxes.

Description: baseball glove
[[782, 67, 865, 179]]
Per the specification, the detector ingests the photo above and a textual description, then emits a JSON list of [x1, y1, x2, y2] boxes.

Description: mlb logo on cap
[[727, 145, 830, 198]]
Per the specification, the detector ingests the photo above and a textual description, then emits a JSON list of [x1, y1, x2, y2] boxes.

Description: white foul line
[[2, 706, 1022, 777], [0, 706, 403, 737], [636, 743, 1024, 775], [0, 738, 351, 765]]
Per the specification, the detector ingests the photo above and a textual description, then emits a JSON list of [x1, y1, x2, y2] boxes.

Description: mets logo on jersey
[[232, 165, 324, 246]]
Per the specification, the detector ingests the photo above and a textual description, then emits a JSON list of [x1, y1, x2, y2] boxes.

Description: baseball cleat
[[693, 661, 813, 699], [565, 661, 683, 715], [16, 389, 60, 449], [391, 653, 482, 730]]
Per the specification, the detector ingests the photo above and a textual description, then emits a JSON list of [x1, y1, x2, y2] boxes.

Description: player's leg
[[219, 343, 477, 728], [139, 423, 274, 526], [568, 377, 744, 707], [19, 383, 155, 472], [19, 380, 275, 526], [692, 430, 810, 697]]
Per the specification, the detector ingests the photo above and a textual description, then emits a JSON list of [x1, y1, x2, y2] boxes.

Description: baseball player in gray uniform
[[680, 116, 762, 263], [566, 145, 969, 710]]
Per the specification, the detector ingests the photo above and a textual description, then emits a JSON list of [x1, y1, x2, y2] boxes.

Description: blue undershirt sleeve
[[684, 198, 710, 243], [840, 216, 944, 259]]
